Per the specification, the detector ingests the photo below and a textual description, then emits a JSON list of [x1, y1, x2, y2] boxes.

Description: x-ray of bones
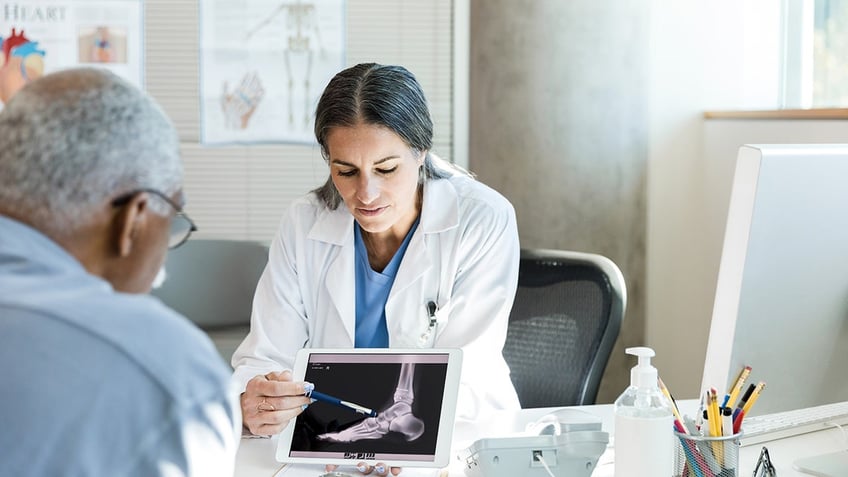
[[318, 362, 425, 442]]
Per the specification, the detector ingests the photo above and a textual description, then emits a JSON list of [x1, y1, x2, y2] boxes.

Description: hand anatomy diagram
[[221, 71, 265, 130]]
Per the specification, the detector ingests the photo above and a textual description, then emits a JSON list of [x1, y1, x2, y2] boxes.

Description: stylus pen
[[309, 390, 378, 417]]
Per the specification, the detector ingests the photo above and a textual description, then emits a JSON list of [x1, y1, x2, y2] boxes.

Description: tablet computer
[[276, 348, 463, 469]]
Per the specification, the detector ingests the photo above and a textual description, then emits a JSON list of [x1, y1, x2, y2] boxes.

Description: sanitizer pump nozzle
[[627, 346, 658, 390]]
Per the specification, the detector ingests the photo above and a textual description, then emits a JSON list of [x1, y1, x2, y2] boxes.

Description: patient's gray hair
[[0, 67, 181, 237]]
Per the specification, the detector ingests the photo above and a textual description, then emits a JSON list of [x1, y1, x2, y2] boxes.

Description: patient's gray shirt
[[0, 216, 241, 476]]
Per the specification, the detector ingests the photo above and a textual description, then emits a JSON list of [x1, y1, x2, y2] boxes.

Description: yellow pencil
[[742, 381, 766, 415], [710, 388, 722, 436], [725, 365, 752, 409], [708, 389, 724, 466], [658, 377, 686, 432], [704, 389, 715, 435]]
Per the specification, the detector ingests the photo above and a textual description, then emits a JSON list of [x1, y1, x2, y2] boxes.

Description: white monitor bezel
[[701, 144, 848, 414], [701, 145, 763, 395]]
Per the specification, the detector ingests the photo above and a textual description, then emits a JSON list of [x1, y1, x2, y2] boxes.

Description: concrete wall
[[469, 0, 649, 403]]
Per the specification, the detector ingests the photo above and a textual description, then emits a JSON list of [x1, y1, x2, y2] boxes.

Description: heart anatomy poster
[[0, 0, 143, 109]]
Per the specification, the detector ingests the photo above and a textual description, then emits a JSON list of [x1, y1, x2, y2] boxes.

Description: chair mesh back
[[503, 261, 613, 408]]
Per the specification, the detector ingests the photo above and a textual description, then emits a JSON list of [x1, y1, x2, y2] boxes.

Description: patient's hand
[[240, 370, 312, 436]]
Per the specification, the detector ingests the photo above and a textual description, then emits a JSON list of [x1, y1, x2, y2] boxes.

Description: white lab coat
[[232, 174, 521, 421]]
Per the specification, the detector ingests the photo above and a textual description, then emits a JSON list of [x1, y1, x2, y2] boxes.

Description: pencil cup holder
[[673, 431, 741, 477]]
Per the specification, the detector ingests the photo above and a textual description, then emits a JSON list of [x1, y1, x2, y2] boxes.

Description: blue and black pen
[[308, 390, 378, 417]]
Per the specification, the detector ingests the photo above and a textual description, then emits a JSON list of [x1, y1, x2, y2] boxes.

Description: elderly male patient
[[0, 68, 240, 475]]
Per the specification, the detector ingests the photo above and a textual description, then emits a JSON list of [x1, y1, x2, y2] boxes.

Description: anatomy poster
[[200, 0, 345, 144], [0, 0, 143, 109]]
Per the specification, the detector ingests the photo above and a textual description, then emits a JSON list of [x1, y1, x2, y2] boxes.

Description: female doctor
[[232, 63, 521, 466]]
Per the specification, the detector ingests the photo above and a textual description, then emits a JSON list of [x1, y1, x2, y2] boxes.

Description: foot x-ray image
[[291, 358, 448, 458]]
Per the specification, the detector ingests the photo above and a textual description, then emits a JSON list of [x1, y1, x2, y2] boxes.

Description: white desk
[[235, 402, 847, 476]]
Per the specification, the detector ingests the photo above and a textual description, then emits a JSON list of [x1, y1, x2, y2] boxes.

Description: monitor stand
[[793, 450, 848, 477]]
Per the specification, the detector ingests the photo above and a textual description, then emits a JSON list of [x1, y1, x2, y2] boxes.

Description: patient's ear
[[112, 193, 150, 257], [102, 192, 170, 294]]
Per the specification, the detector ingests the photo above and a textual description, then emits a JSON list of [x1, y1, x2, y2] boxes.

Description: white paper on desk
[[273, 464, 443, 476]]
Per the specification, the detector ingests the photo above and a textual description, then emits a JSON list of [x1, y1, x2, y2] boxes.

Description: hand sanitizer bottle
[[613, 347, 673, 477]]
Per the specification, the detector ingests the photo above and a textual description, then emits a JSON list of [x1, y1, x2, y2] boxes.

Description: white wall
[[647, 0, 848, 398]]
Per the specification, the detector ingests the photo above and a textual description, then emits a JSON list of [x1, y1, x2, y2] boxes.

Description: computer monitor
[[702, 143, 848, 411], [701, 144, 848, 473]]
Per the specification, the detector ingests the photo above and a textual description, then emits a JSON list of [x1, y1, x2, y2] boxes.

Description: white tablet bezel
[[275, 348, 463, 468]]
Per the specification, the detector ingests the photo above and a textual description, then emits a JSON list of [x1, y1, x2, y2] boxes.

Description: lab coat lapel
[[388, 179, 459, 303], [389, 232, 431, 299], [308, 206, 356, 346]]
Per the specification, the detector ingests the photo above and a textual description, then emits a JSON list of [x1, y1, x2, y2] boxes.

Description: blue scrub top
[[353, 218, 420, 348]]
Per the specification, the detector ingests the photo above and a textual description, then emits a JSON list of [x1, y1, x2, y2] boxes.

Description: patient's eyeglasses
[[753, 446, 777, 477], [111, 188, 198, 249]]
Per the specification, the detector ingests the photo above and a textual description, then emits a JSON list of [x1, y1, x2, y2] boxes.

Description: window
[[781, 0, 848, 108], [813, 0, 848, 106]]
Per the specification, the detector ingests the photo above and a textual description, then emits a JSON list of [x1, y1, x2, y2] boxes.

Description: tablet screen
[[276, 348, 462, 468]]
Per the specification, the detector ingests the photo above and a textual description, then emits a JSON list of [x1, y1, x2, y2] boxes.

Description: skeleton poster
[[200, 0, 345, 144]]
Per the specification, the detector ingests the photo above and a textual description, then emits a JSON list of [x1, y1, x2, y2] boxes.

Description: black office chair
[[503, 248, 626, 408], [151, 239, 269, 365]]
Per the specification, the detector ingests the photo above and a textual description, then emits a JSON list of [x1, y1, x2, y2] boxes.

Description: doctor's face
[[326, 123, 424, 239]]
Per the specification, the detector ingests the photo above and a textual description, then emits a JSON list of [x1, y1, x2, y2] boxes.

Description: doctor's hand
[[241, 370, 312, 436], [325, 462, 402, 476]]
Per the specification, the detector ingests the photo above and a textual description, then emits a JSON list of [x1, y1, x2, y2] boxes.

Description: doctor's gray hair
[[0, 67, 181, 238], [312, 63, 468, 210]]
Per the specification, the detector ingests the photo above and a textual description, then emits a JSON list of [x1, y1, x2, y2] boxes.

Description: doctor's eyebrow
[[330, 156, 400, 167]]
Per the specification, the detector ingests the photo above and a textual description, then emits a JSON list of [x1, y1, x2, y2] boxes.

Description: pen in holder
[[673, 431, 741, 477]]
